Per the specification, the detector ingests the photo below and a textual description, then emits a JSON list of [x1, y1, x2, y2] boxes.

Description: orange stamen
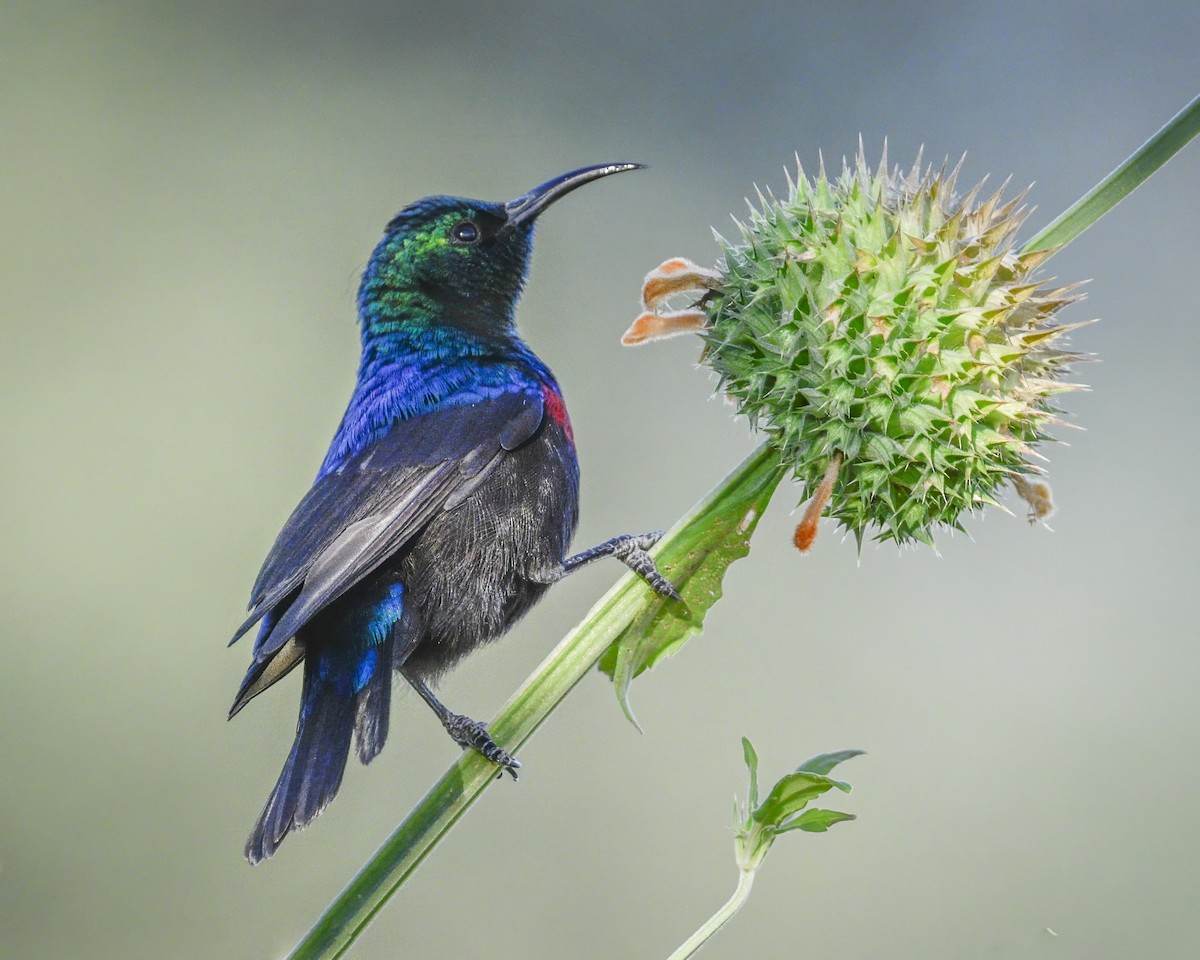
[[793, 453, 842, 553]]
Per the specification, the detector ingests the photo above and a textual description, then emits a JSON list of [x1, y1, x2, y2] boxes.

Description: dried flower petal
[[622, 309, 708, 346]]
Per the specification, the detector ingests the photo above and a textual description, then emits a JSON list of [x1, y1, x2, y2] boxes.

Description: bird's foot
[[559, 531, 682, 601], [607, 532, 682, 602], [553, 531, 682, 601], [444, 714, 521, 780]]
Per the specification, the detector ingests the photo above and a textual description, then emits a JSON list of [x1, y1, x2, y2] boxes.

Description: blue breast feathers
[[319, 348, 553, 478]]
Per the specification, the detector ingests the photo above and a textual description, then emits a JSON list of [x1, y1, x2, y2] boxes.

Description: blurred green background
[[3, 2, 1198, 958]]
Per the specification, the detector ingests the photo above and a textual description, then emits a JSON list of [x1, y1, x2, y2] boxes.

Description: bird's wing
[[229, 388, 546, 660]]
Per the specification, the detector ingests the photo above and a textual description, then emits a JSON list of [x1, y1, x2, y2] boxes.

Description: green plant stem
[[1022, 92, 1200, 253], [666, 869, 757, 960], [286, 444, 783, 960]]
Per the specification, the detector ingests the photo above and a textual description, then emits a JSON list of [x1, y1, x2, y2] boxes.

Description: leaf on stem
[[797, 749, 868, 776], [742, 737, 760, 810], [597, 452, 784, 729], [778, 808, 858, 834]]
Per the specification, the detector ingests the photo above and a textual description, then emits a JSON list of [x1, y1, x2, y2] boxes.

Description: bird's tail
[[244, 634, 392, 864]]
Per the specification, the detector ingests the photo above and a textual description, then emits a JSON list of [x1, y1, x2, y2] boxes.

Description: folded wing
[[229, 388, 546, 662]]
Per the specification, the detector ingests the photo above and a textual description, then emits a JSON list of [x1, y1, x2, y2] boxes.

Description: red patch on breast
[[541, 383, 574, 445]]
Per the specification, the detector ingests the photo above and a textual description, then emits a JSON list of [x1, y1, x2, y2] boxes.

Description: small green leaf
[[742, 737, 760, 812], [598, 448, 784, 728], [777, 808, 858, 834], [797, 749, 866, 777], [754, 771, 845, 827]]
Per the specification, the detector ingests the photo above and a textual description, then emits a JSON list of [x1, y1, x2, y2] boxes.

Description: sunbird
[[228, 163, 677, 863]]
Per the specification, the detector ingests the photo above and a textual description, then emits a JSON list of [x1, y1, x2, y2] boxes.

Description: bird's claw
[[612, 531, 682, 602], [445, 714, 521, 779]]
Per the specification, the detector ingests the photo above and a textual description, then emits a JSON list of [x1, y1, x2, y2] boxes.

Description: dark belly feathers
[[396, 418, 578, 681]]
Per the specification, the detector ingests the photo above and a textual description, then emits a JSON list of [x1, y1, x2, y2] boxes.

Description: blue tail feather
[[354, 646, 391, 764], [245, 634, 393, 864]]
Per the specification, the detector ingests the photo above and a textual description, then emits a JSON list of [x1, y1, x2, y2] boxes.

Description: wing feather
[[229, 389, 546, 658]]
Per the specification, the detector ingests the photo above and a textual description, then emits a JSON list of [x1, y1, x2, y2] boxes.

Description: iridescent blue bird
[[228, 163, 677, 863]]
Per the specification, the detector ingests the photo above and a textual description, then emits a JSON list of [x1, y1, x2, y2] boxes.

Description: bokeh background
[[3, 2, 1199, 958]]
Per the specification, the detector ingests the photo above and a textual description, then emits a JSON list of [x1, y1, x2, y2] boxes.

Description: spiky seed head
[[702, 149, 1087, 547]]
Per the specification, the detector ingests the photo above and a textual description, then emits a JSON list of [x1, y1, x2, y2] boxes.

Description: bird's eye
[[450, 220, 480, 244]]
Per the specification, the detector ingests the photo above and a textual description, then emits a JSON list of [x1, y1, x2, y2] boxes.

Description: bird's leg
[[548, 531, 682, 601], [404, 675, 520, 779]]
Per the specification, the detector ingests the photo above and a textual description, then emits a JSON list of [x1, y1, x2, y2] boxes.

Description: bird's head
[[359, 163, 644, 340]]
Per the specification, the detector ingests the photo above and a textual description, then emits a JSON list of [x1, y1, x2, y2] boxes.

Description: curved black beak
[[504, 162, 645, 228]]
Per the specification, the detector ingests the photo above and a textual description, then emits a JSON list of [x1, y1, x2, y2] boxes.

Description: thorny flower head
[[625, 147, 1090, 550]]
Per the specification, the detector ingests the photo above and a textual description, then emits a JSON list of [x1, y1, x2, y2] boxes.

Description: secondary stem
[[666, 869, 757, 960]]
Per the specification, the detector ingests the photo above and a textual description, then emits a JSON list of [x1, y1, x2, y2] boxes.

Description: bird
[[227, 162, 679, 864]]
